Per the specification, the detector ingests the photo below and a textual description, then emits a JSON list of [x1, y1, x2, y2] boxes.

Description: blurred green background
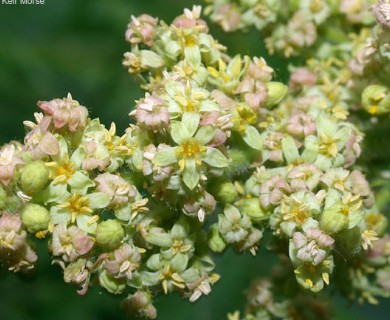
[[0, 1, 388, 319]]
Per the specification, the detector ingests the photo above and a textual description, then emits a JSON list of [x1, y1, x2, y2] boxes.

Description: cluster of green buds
[[1, 4, 390, 320]]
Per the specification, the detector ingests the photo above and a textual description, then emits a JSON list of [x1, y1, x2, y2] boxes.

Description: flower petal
[[195, 125, 216, 145], [88, 192, 110, 209], [203, 147, 229, 168], [153, 147, 178, 166], [243, 126, 263, 150], [182, 112, 200, 138], [183, 159, 200, 190], [171, 122, 190, 145]]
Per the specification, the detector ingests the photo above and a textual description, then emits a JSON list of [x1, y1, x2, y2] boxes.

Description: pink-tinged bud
[[51, 224, 95, 262], [24, 116, 60, 160], [7, 244, 37, 274], [211, 90, 236, 111], [135, 95, 170, 131], [200, 112, 230, 147], [259, 176, 291, 209], [288, 12, 317, 48], [0, 144, 24, 186], [105, 243, 141, 280], [213, 3, 241, 32], [121, 291, 157, 319], [61, 258, 90, 295], [247, 57, 273, 82], [95, 173, 136, 207], [343, 131, 362, 167], [289, 68, 317, 91], [286, 113, 316, 138], [81, 141, 110, 171], [173, 6, 208, 31], [263, 132, 284, 162], [0, 214, 26, 251], [348, 170, 370, 197], [143, 144, 174, 181], [38, 93, 88, 132], [287, 163, 322, 191], [125, 14, 158, 47]]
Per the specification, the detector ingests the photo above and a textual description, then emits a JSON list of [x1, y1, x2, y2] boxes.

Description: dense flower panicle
[[1, 3, 390, 320]]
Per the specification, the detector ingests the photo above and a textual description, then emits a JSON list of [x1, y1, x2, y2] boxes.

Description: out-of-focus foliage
[[0, 1, 389, 320]]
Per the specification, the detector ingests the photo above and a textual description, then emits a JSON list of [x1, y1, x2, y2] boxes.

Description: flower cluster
[[1, 3, 390, 320], [205, 0, 375, 57]]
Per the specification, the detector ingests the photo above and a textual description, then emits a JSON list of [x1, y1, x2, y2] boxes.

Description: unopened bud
[[99, 269, 126, 295], [21, 161, 49, 195], [21, 204, 50, 233], [96, 219, 124, 249], [215, 182, 238, 204], [264, 82, 288, 108], [208, 224, 226, 253]]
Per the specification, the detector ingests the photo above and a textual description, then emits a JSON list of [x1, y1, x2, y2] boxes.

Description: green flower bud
[[241, 198, 267, 222], [144, 229, 172, 247], [320, 203, 348, 234], [225, 149, 252, 176], [0, 186, 6, 209], [362, 85, 390, 115], [208, 224, 226, 253], [99, 269, 126, 295], [21, 161, 49, 195], [215, 182, 238, 204], [264, 82, 288, 108], [21, 204, 50, 233], [96, 219, 124, 249]]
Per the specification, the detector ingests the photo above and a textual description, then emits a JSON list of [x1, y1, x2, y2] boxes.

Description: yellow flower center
[[48, 157, 76, 184], [58, 194, 93, 223], [177, 140, 205, 159], [234, 105, 257, 132], [319, 134, 340, 158]]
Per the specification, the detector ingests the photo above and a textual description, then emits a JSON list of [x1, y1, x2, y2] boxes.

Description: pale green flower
[[294, 255, 334, 292], [320, 189, 364, 235], [207, 55, 249, 93], [302, 114, 351, 170], [49, 187, 110, 234], [218, 204, 252, 243], [165, 81, 220, 117], [153, 112, 229, 190]]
